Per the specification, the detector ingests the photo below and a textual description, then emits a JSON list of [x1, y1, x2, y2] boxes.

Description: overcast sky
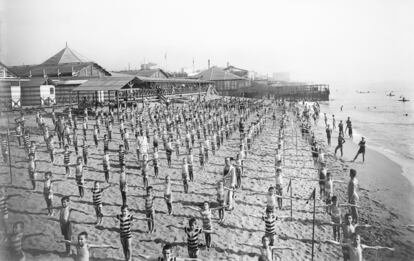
[[1, 0, 413, 85]]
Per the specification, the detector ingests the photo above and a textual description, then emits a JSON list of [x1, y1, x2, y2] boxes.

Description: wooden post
[[116, 91, 119, 121], [6, 122, 12, 184], [311, 188, 316, 261]]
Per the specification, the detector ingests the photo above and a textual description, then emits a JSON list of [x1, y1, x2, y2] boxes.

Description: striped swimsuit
[[185, 227, 202, 253], [92, 188, 103, 206], [263, 214, 277, 236], [0, 196, 8, 218], [117, 214, 134, 239]]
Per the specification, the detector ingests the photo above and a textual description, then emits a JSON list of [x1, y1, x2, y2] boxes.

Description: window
[[50, 87, 54, 95]]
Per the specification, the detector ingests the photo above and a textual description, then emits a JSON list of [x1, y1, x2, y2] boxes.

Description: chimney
[[208, 59, 210, 69], [227, 62, 229, 67]]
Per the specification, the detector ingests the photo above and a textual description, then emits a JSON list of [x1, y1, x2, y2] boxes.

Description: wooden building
[[0, 62, 28, 110], [8, 45, 111, 106], [195, 66, 250, 95]]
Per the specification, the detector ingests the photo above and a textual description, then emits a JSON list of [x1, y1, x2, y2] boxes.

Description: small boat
[[398, 98, 409, 102], [386, 91, 395, 97]]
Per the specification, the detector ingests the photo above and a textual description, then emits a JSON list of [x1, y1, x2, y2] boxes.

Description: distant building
[[5, 45, 110, 106], [0, 61, 27, 109], [9, 45, 111, 79], [272, 72, 290, 82], [195, 66, 249, 95], [116, 68, 170, 79]]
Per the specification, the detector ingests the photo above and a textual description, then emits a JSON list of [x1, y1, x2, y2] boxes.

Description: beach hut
[[20, 78, 56, 107], [0, 62, 28, 110]]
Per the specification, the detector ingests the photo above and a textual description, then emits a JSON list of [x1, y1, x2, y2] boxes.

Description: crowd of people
[[0, 96, 394, 261]]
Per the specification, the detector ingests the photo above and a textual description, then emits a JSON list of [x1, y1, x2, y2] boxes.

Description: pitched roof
[[9, 62, 111, 78], [195, 67, 244, 81], [0, 61, 19, 78], [72, 76, 138, 91], [42, 46, 86, 65], [118, 68, 170, 78]]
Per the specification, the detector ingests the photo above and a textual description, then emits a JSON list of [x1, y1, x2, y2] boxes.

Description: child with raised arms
[[57, 231, 116, 261]]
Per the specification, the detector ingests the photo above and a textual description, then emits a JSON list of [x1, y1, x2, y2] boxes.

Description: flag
[[306, 188, 316, 204]]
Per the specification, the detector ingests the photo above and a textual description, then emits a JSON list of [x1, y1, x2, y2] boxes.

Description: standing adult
[[223, 157, 236, 210], [353, 137, 366, 163]]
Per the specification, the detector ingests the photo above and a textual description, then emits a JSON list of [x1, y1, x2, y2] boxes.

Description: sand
[[0, 102, 413, 261]]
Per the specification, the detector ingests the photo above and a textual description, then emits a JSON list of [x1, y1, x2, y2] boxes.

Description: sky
[[1, 0, 413, 86]]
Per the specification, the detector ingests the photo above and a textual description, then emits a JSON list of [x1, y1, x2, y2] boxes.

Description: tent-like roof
[[195, 67, 244, 81], [42, 46, 86, 65], [9, 45, 111, 78], [73, 76, 138, 91]]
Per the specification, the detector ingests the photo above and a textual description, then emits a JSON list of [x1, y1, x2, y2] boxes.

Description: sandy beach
[[0, 102, 413, 261]]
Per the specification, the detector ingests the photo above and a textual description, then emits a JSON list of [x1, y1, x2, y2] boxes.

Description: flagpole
[[311, 188, 316, 261]]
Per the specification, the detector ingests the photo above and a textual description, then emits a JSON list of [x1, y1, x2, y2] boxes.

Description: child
[[55, 196, 88, 255], [184, 218, 203, 258], [93, 125, 99, 148], [83, 181, 113, 225], [2, 221, 45, 261], [39, 171, 65, 216], [82, 139, 89, 166], [63, 145, 72, 176], [184, 201, 221, 249], [102, 150, 111, 183], [141, 154, 151, 188], [119, 165, 128, 205], [57, 231, 115, 261], [165, 138, 174, 168], [152, 147, 159, 177], [75, 156, 86, 198], [198, 142, 205, 170], [73, 130, 79, 155], [155, 175, 181, 215], [118, 144, 126, 167], [123, 128, 130, 153], [47, 134, 56, 163], [260, 235, 294, 261], [138, 243, 202, 261], [112, 205, 149, 261], [0, 187, 25, 233], [27, 153, 37, 190], [144, 186, 155, 233], [181, 157, 190, 193], [275, 167, 283, 210], [325, 233, 394, 261]]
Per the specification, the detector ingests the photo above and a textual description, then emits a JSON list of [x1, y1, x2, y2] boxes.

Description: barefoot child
[[54, 196, 88, 255], [27, 153, 37, 190], [181, 157, 190, 193], [153, 175, 181, 215], [184, 218, 204, 258], [38, 171, 65, 216], [184, 201, 222, 249], [57, 231, 116, 261]]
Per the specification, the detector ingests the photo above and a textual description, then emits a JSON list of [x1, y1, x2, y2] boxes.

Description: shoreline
[[314, 118, 414, 223]]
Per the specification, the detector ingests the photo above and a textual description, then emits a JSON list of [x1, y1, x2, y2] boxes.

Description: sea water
[[318, 81, 414, 186]]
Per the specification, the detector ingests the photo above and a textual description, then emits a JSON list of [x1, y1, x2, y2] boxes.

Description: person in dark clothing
[[353, 137, 366, 163]]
